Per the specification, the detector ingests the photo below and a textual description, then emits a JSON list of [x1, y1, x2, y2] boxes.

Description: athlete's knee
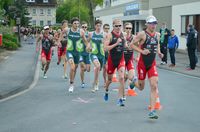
[[118, 75, 125, 82], [137, 81, 145, 91]]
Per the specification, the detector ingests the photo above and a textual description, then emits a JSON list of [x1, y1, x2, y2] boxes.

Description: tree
[[82, 0, 103, 28], [56, 0, 90, 24], [56, 0, 103, 28]]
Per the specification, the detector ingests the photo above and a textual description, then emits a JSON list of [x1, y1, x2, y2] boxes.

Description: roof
[[26, 0, 57, 7]]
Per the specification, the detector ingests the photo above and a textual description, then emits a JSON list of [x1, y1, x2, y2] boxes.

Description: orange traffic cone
[[148, 94, 162, 110], [126, 88, 137, 96], [112, 69, 118, 82]]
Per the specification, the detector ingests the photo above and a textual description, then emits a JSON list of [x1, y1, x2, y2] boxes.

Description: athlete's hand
[[117, 38, 122, 44], [141, 49, 150, 55], [158, 52, 164, 59], [86, 45, 92, 53]]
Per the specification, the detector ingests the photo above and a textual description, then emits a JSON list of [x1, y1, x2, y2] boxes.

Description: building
[[149, 0, 200, 51], [94, 0, 150, 35], [26, 0, 57, 27], [94, 0, 200, 50]]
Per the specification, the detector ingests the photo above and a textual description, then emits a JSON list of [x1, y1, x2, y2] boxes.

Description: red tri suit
[[137, 31, 158, 80], [41, 35, 54, 61], [107, 31, 125, 74], [124, 34, 134, 71]]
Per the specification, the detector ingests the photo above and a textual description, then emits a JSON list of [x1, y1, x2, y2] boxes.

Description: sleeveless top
[[67, 28, 82, 53], [141, 31, 158, 70], [109, 31, 125, 67], [91, 31, 104, 57], [42, 35, 53, 54], [124, 34, 134, 64]]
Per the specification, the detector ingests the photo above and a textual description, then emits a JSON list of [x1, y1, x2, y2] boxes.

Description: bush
[[2, 34, 19, 50]]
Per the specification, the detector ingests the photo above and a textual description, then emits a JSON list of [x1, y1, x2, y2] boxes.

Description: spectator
[[186, 24, 198, 70], [160, 23, 170, 65], [168, 29, 179, 67]]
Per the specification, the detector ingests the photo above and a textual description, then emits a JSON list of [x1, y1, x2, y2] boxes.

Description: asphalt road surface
[[0, 52, 200, 132]]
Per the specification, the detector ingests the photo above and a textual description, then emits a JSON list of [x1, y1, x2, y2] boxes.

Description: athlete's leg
[[103, 64, 107, 86], [62, 54, 68, 78], [44, 61, 50, 75], [149, 76, 158, 112], [68, 59, 75, 84], [80, 62, 86, 84], [93, 59, 101, 87], [117, 66, 125, 99]]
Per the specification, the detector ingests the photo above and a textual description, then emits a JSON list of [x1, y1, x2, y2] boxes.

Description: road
[[0, 51, 200, 132]]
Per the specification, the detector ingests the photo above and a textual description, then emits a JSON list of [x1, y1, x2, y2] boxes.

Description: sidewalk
[[0, 38, 38, 99], [156, 50, 200, 78]]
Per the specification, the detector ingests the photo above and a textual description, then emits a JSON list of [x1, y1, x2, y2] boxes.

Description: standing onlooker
[[160, 23, 170, 65], [168, 29, 179, 67], [186, 24, 198, 70]]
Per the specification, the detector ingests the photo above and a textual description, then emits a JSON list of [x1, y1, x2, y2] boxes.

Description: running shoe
[[117, 98, 125, 106], [148, 110, 158, 119], [91, 84, 99, 92], [81, 83, 85, 88], [104, 92, 109, 101], [68, 85, 74, 93], [43, 74, 47, 79], [62, 74, 68, 79], [122, 96, 126, 101]]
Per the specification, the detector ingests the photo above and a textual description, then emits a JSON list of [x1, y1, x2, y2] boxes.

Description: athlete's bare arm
[[104, 33, 121, 52], [80, 29, 90, 51], [130, 31, 150, 55]]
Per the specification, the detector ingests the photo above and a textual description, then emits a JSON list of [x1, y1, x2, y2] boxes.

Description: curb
[[157, 65, 200, 79], [0, 44, 40, 100]]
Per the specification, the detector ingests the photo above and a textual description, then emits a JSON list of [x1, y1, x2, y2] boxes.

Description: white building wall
[[28, 6, 56, 26], [98, 13, 124, 30], [172, 1, 200, 50]]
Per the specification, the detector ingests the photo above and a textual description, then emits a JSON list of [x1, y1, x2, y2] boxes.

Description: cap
[[43, 26, 49, 30], [146, 15, 158, 24]]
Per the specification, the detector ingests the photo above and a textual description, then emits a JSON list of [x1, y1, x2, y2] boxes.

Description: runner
[[59, 20, 68, 79], [123, 22, 136, 99], [102, 24, 110, 87], [130, 16, 163, 119], [36, 26, 55, 79], [103, 18, 127, 106], [79, 21, 91, 88], [88, 19, 104, 92], [65, 17, 90, 93]]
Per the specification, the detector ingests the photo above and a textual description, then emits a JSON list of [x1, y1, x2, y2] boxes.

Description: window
[[43, 0, 48, 3], [40, 20, 44, 26], [32, 20, 36, 26], [40, 9, 44, 15], [47, 9, 51, 15], [105, 0, 111, 7], [32, 9, 36, 15], [47, 20, 51, 25], [26, 0, 35, 2], [181, 15, 200, 36]]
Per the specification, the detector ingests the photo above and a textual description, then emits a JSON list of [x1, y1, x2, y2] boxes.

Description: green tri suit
[[79, 31, 90, 64], [67, 28, 82, 64], [90, 31, 105, 68]]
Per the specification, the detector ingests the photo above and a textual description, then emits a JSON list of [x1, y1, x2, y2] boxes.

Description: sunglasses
[[73, 22, 79, 25], [104, 28, 110, 30], [126, 27, 132, 30], [114, 25, 122, 28], [147, 22, 158, 25], [82, 26, 87, 29]]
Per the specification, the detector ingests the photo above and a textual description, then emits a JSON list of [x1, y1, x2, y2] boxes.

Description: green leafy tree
[[56, 0, 103, 28]]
